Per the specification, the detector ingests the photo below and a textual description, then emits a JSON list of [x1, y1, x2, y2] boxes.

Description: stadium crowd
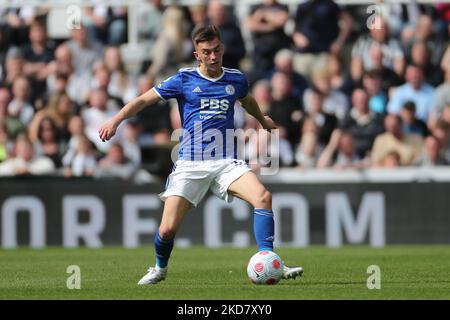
[[1, 0, 450, 180]]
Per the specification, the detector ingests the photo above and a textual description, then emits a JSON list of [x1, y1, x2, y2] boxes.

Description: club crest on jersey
[[225, 85, 235, 95]]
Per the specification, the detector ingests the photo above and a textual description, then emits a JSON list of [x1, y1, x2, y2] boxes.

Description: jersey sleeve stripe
[[152, 87, 167, 101], [223, 67, 243, 74]]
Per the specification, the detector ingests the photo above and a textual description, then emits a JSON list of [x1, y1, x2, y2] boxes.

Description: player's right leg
[[137, 195, 192, 285]]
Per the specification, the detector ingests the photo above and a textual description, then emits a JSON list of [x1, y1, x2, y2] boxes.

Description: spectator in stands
[[379, 150, 401, 168], [189, 3, 208, 28], [0, 85, 24, 139], [81, 88, 121, 153], [435, 3, 450, 37], [135, 75, 171, 146], [408, 40, 443, 86], [400, 101, 429, 138], [47, 44, 73, 79], [0, 27, 9, 81], [303, 86, 337, 147], [430, 120, 450, 164], [295, 115, 320, 169], [45, 45, 84, 105], [146, 6, 192, 81], [63, 133, 97, 178], [317, 129, 367, 169], [91, 63, 122, 111], [82, 1, 127, 45], [250, 79, 272, 115], [339, 88, 384, 159], [0, 122, 8, 162], [244, 124, 294, 171], [292, 0, 352, 78], [402, 14, 447, 71], [29, 92, 74, 143], [266, 49, 308, 104], [303, 67, 349, 121], [22, 19, 55, 107], [8, 76, 34, 125], [64, 24, 102, 76], [440, 43, 450, 74], [138, 0, 164, 60], [376, 0, 421, 38], [441, 104, 450, 126], [82, 4, 109, 44], [0, 5, 37, 46], [2, 46, 25, 88], [363, 42, 403, 92], [45, 72, 69, 107], [430, 69, 450, 128], [0, 86, 11, 123], [62, 115, 90, 169], [207, 0, 246, 69], [351, 16, 405, 81], [33, 117, 65, 168], [244, 0, 290, 81], [53, 42, 92, 107], [387, 64, 435, 123], [362, 70, 388, 115], [121, 121, 142, 167], [107, 6, 128, 45], [371, 114, 423, 166], [95, 143, 137, 180], [103, 46, 137, 104], [268, 72, 302, 146], [414, 135, 448, 166], [326, 53, 354, 100], [0, 134, 55, 176]]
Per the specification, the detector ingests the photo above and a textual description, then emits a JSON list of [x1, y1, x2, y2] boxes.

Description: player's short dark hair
[[191, 24, 221, 45]]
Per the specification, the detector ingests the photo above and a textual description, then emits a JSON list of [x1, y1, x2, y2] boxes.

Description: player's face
[[194, 38, 224, 72]]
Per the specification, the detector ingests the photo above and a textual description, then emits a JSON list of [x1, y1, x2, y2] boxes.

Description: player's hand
[[98, 119, 119, 142], [262, 115, 277, 131]]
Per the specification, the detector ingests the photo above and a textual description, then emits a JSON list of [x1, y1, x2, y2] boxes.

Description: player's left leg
[[228, 171, 303, 280]]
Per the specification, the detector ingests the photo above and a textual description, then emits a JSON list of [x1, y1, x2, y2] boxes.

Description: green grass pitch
[[0, 246, 449, 300]]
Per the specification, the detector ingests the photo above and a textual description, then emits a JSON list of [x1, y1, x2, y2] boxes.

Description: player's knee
[[159, 226, 177, 240], [255, 189, 272, 209]]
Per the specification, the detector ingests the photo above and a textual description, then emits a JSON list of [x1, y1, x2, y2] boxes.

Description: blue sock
[[254, 208, 274, 251], [154, 232, 174, 268]]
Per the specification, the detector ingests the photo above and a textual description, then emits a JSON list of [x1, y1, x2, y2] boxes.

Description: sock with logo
[[254, 208, 274, 251], [154, 232, 174, 268]]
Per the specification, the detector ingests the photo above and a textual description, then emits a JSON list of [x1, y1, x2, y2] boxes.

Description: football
[[247, 251, 284, 285]]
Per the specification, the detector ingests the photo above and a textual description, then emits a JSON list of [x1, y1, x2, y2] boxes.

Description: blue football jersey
[[153, 67, 249, 160]]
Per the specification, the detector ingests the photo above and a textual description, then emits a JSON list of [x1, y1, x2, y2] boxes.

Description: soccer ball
[[247, 251, 283, 285]]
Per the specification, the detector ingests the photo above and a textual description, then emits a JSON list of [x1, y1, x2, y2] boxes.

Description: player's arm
[[239, 95, 277, 131], [98, 88, 161, 141]]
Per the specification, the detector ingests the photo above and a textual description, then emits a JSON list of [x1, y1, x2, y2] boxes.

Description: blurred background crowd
[[1, 0, 450, 181]]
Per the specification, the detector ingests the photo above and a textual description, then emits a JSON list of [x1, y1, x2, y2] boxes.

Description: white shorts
[[159, 159, 252, 207]]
